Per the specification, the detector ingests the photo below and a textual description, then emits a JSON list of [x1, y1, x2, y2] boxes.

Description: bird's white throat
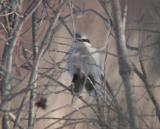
[[83, 42, 91, 47]]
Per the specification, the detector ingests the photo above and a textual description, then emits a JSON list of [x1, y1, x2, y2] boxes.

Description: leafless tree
[[0, 0, 160, 129]]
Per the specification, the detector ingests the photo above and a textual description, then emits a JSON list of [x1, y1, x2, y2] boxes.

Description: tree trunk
[[111, 1, 139, 129]]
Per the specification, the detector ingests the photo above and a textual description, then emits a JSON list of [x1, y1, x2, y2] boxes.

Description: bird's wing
[[67, 43, 92, 75], [67, 47, 79, 76]]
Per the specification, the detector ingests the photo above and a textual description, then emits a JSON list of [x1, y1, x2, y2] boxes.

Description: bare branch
[[111, 0, 139, 129]]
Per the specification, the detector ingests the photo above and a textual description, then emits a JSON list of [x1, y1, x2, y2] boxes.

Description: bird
[[67, 33, 104, 97]]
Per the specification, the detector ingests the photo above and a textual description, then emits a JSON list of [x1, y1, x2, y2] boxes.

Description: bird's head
[[75, 33, 91, 47]]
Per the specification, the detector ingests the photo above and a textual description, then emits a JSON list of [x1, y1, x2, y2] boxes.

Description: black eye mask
[[77, 38, 90, 44]]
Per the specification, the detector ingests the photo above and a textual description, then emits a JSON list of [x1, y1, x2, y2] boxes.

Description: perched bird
[[67, 33, 103, 96]]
